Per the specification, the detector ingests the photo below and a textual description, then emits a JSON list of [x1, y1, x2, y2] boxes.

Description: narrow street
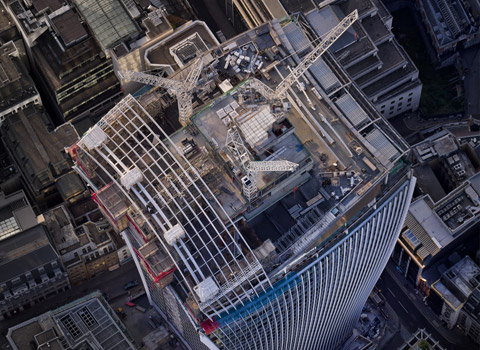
[[0, 261, 140, 349], [376, 262, 476, 350]]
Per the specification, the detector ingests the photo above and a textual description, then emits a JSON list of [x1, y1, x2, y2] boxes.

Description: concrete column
[[405, 256, 411, 278]]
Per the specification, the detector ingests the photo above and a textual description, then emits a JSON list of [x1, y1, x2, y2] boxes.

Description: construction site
[[68, 9, 413, 349]]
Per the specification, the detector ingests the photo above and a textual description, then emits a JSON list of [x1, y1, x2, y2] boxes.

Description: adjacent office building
[[429, 256, 480, 345], [0, 224, 70, 320], [7, 291, 135, 349], [228, 0, 422, 119], [44, 205, 122, 285], [30, 7, 122, 129], [0, 189, 37, 241], [0, 41, 40, 120], [416, 0, 480, 66], [70, 12, 415, 350], [0, 103, 79, 210], [391, 131, 480, 293]]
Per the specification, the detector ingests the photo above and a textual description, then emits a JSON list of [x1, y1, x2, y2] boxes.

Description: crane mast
[[118, 56, 204, 125]]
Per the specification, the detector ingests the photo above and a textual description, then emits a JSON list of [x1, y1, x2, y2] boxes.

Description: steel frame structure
[[74, 95, 271, 317], [118, 56, 204, 125]]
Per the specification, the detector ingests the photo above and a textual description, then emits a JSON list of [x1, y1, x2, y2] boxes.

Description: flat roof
[[409, 197, 453, 249], [2, 106, 78, 184], [146, 21, 218, 68], [51, 9, 88, 47], [306, 7, 357, 53], [55, 171, 85, 201], [0, 42, 37, 111], [8, 292, 135, 350], [360, 13, 390, 43], [0, 225, 58, 283], [32, 0, 62, 12], [72, 0, 139, 49]]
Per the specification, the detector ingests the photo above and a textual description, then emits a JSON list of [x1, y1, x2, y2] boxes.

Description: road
[[377, 263, 476, 350], [461, 45, 480, 118], [0, 261, 140, 349]]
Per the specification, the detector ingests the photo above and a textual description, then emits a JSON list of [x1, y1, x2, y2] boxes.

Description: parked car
[[123, 280, 139, 290]]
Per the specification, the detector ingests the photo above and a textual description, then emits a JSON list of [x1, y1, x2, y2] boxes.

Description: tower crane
[[242, 10, 358, 101], [225, 11, 357, 201], [225, 120, 298, 201], [118, 56, 204, 125]]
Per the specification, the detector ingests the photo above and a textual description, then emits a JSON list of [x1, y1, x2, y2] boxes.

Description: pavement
[[0, 261, 140, 349], [376, 261, 476, 350]]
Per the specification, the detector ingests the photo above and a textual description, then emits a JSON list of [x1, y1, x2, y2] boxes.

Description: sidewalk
[[385, 263, 468, 346]]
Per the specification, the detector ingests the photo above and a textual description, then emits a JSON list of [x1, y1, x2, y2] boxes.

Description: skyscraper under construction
[[69, 11, 415, 350]]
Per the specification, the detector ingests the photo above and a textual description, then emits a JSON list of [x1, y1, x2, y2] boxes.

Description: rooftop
[[55, 171, 86, 201], [306, 6, 358, 54], [0, 2, 18, 42], [406, 196, 453, 255], [337, 0, 376, 18], [1, 105, 79, 193], [360, 13, 391, 44], [33, 29, 106, 90], [432, 256, 480, 310], [7, 291, 135, 350], [0, 224, 57, 283], [0, 41, 38, 113], [413, 131, 478, 201], [72, 0, 139, 49], [51, 9, 88, 47], [0, 190, 37, 241], [32, 0, 62, 13], [419, 0, 477, 48], [145, 20, 218, 69]]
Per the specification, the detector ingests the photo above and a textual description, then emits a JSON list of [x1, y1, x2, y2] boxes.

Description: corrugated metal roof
[[309, 59, 340, 91], [335, 92, 368, 127], [404, 212, 440, 258], [365, 128, 399, 162], [283, 22, 310, 56]]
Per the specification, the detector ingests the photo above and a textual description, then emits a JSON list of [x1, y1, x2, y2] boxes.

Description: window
[[408, 92, 413, 96], [390, 106, 394, 110], [0, 216, 21, 240], [78, 307, 97, 328], [408, 98, 412, 102], [398, 102, 402, 107], [61, 315, 82, 339], [399, 96, 403, 101]]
